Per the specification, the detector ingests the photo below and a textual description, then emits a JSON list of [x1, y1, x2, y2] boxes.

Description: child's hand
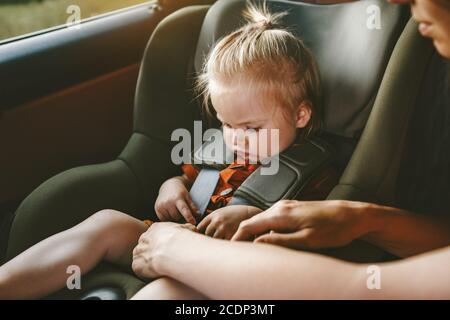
[[197, 205, 262, 240], [154, 177, 199, 224]]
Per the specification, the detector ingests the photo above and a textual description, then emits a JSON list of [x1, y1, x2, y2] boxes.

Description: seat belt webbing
[[189, 168, 220, 218]]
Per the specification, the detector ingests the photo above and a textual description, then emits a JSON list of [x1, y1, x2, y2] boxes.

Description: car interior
[[0, 0, 438, 299]]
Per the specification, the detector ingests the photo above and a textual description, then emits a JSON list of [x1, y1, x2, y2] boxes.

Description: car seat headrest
[[194, 0, 409, 138]]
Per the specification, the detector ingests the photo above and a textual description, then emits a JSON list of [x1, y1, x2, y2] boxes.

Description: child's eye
[[222, 123, 231, 128], [247, 127, 261, 131]]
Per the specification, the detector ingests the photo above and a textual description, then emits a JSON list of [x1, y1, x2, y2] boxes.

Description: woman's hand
[[132, 222, 197, 280], [154, 176, 199, 225], [231, 200, 373, 250], [197, 205, 263, 240]]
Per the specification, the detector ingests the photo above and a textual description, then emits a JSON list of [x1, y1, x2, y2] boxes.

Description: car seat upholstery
[[5, 0, 433, 299]]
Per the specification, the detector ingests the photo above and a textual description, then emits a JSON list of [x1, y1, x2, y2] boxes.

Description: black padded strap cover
[[232, 138, 333, 209]]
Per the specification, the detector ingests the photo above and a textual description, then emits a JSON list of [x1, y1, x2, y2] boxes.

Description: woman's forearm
[[360, 203, 450, 257], [154, 230, 450, 299], [155, 230, 364, 299]]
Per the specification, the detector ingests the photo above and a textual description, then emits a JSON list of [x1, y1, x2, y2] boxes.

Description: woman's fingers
[[176, 200, 196, 224], [254, 229, 314, 250], [231, 211, 295, 241]]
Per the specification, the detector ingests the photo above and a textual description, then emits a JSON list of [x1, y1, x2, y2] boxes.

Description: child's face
[[210, 80, 311, 162]]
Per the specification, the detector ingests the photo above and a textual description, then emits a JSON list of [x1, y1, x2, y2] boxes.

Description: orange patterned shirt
[[182, 162, 260, 214]]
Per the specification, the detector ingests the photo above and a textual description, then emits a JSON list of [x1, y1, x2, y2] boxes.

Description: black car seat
[[5, 0, 433, 299]]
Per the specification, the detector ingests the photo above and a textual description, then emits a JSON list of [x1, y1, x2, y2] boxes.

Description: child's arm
[[154, 174, 199, 225]]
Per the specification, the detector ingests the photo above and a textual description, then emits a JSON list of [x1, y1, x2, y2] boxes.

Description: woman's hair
[[196, 1, 322, 136]]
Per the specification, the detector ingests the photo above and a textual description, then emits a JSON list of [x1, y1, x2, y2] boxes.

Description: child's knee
[[81, 209, 147, 242], [89, 209, 128, 224]]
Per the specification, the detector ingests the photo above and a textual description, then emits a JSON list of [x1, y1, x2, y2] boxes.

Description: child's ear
[[295, 101, 312, 128]]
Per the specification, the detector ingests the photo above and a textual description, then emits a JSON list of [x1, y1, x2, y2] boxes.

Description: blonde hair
[[196, 1, 322, 136]]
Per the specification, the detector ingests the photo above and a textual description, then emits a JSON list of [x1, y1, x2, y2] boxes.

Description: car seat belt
[[189, 168, 220, 218]]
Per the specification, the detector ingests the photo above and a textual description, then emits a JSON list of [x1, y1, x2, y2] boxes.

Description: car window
[[0, 0, 154, 43]]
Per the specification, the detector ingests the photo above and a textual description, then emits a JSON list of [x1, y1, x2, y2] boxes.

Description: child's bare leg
[[0, 209, 148, 300], [131, 277, 207, 300]]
